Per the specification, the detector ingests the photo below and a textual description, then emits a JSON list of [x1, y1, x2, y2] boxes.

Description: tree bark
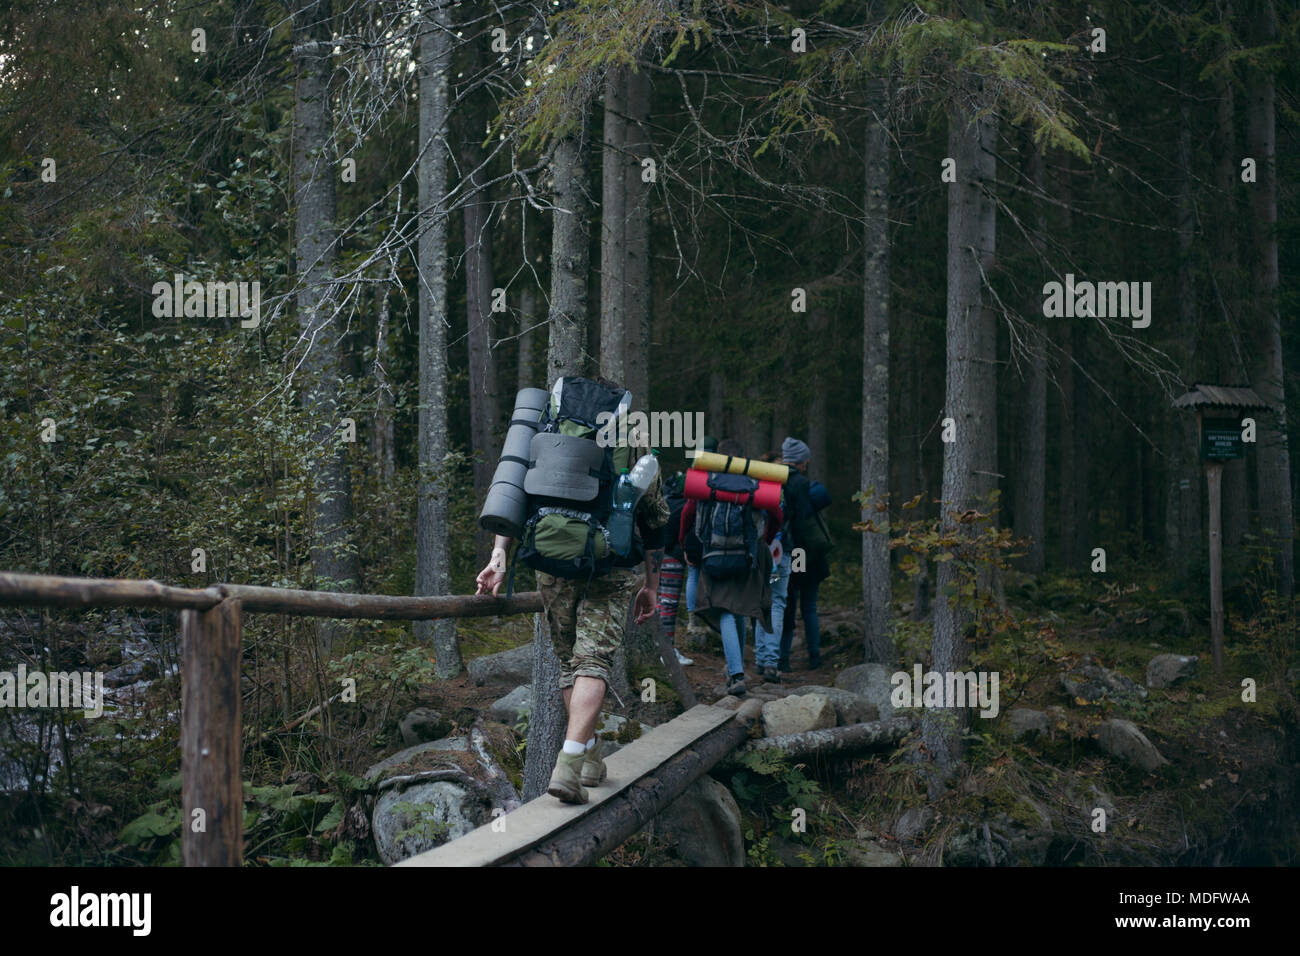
[[291, 0, 360, 653], [861, 99, 892, 663], [623, 64, 652, 408], [545, 133, 592, 382], [1246, 0, 1294, 596], [806, 307, 828, 469], [372, 287, 396, 483], [926, 98, 997, 781], [460, 82, 500, 569], [415, 0, 461, 677], [599, 66, 628, 386]]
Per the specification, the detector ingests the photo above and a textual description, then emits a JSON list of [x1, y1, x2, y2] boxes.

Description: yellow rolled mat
[[690, 450, 790, 484]]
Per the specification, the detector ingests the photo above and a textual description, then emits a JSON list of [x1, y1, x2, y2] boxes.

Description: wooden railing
[[0, 571, 543, 867]]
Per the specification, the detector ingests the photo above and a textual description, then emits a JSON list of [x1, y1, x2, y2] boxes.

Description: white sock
[[586, 738, 596, 751], [562, 739, 585, 755]]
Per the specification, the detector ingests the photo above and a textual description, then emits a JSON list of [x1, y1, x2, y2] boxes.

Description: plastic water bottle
[[608, 468, 639, 557], [627, 453, 659, 493]]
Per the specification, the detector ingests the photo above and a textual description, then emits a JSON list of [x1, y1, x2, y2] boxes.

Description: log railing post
[[181, 597, 243, 866]]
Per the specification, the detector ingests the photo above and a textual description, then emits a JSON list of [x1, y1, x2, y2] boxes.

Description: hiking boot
[[726, 673, 747, 696], [580, 739, 607, 788], [547, 750, 589, 804], [807, 655, 822, 670], [762, 665, 781, 683]]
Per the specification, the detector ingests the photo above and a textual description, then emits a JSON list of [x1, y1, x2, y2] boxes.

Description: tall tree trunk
[[1167, 95, 1203, 572], [926, 99, 997, 782], [292, 0, 360, 653], [517, 285, 537, 391], [545, 133, 592, 383], [599, 67, 628, 386], [414, 0, 461, 677], [1246, 0, 1295, 596], [372, 286, 396, 483], [861, 99, 892, 664], [460, 100, 500, 569], [525, 124, 594, 800], [1013, 145, 1047, 573], [623, 64, 652, 409]]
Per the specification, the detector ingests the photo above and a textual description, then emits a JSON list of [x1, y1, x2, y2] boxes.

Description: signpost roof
[[1172, 383, 1272, 412]]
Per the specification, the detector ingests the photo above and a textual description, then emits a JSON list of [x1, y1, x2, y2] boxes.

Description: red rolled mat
[[684, 468, 782, 519]]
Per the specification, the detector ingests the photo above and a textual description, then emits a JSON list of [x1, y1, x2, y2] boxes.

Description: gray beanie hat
[[782, 437, 811, 464]]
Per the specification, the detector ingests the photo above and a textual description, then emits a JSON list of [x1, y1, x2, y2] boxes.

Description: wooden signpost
[[1172, 385, 1271, 674]]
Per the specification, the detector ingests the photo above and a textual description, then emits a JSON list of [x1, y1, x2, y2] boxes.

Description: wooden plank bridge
[[0, 570, 763, 867]]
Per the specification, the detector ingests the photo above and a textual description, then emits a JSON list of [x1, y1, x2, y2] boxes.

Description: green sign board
[[1201, 420, 1244, 461]]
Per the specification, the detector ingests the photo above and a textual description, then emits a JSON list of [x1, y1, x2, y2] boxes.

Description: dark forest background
[[1, 0, 1297, 867]]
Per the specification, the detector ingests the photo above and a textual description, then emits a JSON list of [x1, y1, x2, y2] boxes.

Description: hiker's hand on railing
[[633, 586, 657, 624], [476, 548, 508, 596]]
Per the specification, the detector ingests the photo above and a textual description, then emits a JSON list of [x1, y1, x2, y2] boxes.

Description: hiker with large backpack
[[779, 437, 832, 670], [680, 439, 781, 696], [475, 377, 669, 804]]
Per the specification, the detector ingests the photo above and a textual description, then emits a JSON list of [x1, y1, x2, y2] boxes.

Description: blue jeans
[[685, 564, 700, 613], [719, 612, 748, 678], [754, 550, 791, 668], [781, 576, 822, 666]]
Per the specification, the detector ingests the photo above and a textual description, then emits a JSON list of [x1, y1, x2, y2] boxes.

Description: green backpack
[[513, 377, 641, 583]]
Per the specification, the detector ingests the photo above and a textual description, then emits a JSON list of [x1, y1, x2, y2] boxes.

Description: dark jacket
[[785, 469, 830, 583]]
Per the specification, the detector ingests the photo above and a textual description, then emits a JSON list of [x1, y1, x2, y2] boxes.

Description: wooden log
[[507, 699, 763, 867], [725, 714, 916, 765], [0, 571, 542, 622], [0, 572, 223, 611], [218, 583, 543, 620], [181, 598, 243, 867]]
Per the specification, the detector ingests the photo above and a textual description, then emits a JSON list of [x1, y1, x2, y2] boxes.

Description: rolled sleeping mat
[[479, 387, 549, 537], [683, 467, 783, 519], [690, 450, 790, 485]]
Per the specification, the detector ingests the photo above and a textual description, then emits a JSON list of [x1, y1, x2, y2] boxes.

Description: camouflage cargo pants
[[537, 569, 639, 689]]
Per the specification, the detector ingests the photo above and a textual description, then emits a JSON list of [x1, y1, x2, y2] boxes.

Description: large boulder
[[467, 643, 534, 687], [1097, 718, 1168, 773], [489, 685, 532, 725], [761, 693, 836, 737], [787, 685, 879, 725], [894, 806, 934, 842], [1146, 654, 1198, 689], [834, 663, 898, 720], [398, 707, 451, 748], [1060, 659, 1147, 704], [366, 725, 520, 865], [654, 776, 744, 867]]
